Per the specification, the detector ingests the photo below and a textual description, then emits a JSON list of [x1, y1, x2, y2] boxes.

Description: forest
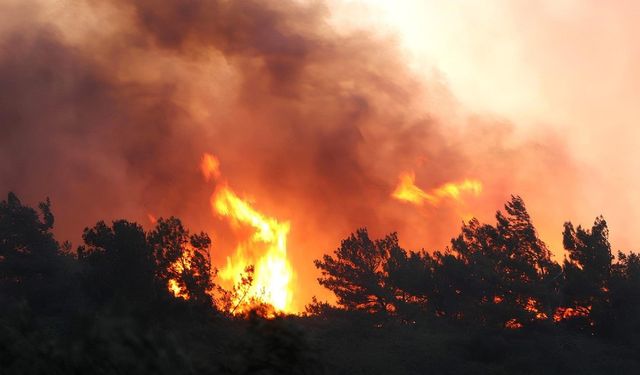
[[1, 191, 639, 374]]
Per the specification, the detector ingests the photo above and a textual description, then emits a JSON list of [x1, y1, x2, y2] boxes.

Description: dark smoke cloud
[[0, 0, 579, 309]]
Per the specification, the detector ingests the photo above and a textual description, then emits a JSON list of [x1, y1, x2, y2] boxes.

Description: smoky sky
[[0, 0, 581, 309]]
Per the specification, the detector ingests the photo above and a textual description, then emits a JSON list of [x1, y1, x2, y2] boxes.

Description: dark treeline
[[1, 192, 639, 374], [314, 196, 640, 337]]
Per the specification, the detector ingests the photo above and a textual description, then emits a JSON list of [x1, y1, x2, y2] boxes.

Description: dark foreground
[[2, 192, 639, 374], [2, 307, 640, 375]]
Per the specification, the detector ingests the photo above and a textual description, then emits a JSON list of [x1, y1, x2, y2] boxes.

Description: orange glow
[[524, 298, 548, 320], [505, 318, 523, 329], [201, 153, 294, 314], [168, 279, 182, 297], [553, 306, 591, 322], [147, 213, 157, 225], [167, 245, 196, 300], [392, 171, 482, 206], [201, 153, 221, 181]]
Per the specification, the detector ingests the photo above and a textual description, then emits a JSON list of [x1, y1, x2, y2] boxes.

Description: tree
[[561, 216, 613, 331], [78, 220, 157, 308], [0, 192, 68, 313], [607, 251, 640, 340], [79, 217, 216, 310], [439, 218, 503, 324], [441, 196, 561, 327], [217, 265, 256, 316], [562, 217, 612, 296], [148, 217, 215, 307], [494, 196, 561, 324], [314, 229, 397, 314], [384, 247, 433, 317]]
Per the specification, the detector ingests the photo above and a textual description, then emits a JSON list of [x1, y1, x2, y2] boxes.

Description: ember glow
[[168, 245, 196, 300], [553, 306, 592, 322], [201, 154, 294, 313], [524, 298, 549, 320], [392, 172, 482, 206]]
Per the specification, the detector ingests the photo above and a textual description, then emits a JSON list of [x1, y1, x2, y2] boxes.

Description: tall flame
[[392, 171, 482, 206], [201, 153, 294, 313]]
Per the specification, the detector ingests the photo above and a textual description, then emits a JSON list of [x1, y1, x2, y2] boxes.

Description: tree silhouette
[[217, 265, 257, 316], [608, 251, 640, 340], [432, 221, 502, 324], [561, 216, 613, 331], [493, 196, 561, 324], [314, 197, 564, 327], [148, 217, 215, 307], [437, 196, 561, 327], [314, 229, 397, 314], [2, 191, 640, 373], [78, 220, 157, 309], [0, 192, 69, 314], [384, 246, 433, 317]]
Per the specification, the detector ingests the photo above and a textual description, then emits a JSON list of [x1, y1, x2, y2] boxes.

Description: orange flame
[[553, 306, 591, 322], [201, 153, 221, 181], [392, 171, 482, 206], [524, 297, 548, 320], [505, 318, 523, 329], [147, 213, 158, 225], [167, 245, 196, 300], [201, 153, 294, 313]]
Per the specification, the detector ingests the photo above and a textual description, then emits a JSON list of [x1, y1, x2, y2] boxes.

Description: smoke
[[0, 0, 580, 309]]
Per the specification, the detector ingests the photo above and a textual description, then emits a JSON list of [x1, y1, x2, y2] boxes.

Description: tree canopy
[[314, 195, 638, 334], [1, 191, 640, 374]]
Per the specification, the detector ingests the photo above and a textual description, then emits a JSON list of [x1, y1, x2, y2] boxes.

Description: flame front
[[553, 306, 592, 322], [168, 245, 196, 300], [392, 171, 482, 206], [201, 153, 294, 313]]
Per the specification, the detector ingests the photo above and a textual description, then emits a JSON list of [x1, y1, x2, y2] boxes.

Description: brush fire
[[201, 153, 294, 314]]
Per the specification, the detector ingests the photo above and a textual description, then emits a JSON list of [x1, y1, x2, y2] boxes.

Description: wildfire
[[147, 213, 158, 225], [525, 298, 549, 320], [553, 306, 591, 322], [167, 245, 196, 300], [505, 318, 523, 329], [392, 171, 482, 206], [201, 153, 294, 313]]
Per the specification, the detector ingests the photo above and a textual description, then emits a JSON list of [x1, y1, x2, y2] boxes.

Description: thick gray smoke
[[0, 0, 578, 309]]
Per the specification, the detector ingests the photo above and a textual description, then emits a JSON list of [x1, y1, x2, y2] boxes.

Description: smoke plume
[[0, 0, 579, 309]]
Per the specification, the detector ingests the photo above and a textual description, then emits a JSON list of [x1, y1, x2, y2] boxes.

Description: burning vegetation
[[1, 0, 639, 373], [312, 195, 625, 332], [1, 191, 640, 374], [201, 153, 294, 314]]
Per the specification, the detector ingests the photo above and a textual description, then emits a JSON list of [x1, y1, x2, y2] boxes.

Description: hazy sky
[[1, 0, 638, 311], [339, 0, 640, 251]]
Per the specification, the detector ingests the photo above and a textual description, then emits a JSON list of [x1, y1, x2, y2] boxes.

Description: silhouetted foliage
[[0, 193, 75, 316], [221, 311, 323, 375], [148, 217, 215, 307], [314, 229, 397, 314], [1, 191, 640, 374], [217, 265, 258, 316], [78, 220, 158, 309], [439, 196, 562, 327], [607, 251, 640, 340], [314, 196, 564, 328], [560, 217, 613, 332], [303, 296, 336, 318], [385, 247, 434, 318]]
